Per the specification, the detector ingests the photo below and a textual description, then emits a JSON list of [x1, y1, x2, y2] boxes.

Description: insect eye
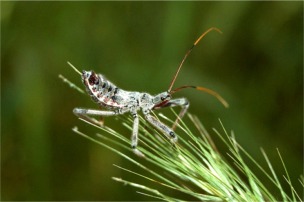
[[88, 73, 99, 85], [161, 94, 170, 101]]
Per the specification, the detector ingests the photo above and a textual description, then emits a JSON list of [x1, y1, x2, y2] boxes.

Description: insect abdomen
[[91, 75, 125, 108]]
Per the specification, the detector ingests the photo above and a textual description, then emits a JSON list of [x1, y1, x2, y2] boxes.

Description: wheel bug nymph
[[69, 27, 229, 157]]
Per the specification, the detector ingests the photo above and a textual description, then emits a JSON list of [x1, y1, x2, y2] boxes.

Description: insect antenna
[[167, 27, 228, 108], [67, 61, 82, 75], [171, 85, 229, 108], [167, 27, 222, 92]]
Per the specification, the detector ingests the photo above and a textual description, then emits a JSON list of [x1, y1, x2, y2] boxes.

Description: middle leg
[[130, 113, 145, 157]]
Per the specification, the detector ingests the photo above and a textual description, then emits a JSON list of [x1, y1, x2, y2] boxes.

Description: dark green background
[[2, 1, 303, 200]]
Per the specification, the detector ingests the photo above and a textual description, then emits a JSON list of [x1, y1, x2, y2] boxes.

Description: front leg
[[145, 113, 178, 143], [153, 98, 189, 130]]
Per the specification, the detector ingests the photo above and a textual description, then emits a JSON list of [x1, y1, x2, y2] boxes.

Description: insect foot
[[133, 148, 145, 158]]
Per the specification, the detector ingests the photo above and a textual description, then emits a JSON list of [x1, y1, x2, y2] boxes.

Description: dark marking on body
[[102, 82, 107, 88], [108, 86, 112, 92]]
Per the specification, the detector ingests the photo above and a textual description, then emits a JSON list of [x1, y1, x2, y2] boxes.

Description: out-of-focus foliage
[[1, 1, 302, 201]]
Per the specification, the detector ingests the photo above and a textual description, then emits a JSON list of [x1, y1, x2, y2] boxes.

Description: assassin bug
[[69, 27, 228, 157]]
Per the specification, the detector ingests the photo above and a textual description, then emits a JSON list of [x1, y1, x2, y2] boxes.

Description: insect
[[69, 27, 228, 157]]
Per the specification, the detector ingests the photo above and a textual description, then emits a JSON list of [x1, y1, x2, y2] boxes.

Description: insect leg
[[153, 98, 189, 130], [145, 113, 178, 143], [73, 108, 118, 127], [131, 113, 145, 157]]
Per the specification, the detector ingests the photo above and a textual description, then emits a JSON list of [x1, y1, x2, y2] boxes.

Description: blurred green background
[[2, 1, 303, 200]]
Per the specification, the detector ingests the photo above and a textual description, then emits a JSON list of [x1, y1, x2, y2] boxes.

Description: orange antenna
[[171, 85, 229, 108], [167, 27, 222, 92]]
